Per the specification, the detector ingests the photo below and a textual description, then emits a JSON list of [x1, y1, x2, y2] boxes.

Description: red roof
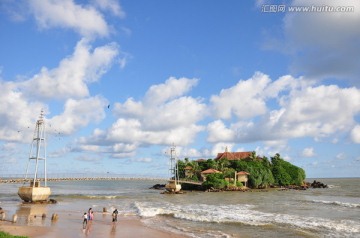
[[215, 151, 252, 160], [237, 171, 250, 175], [195, 159, 206, 162], [201, 169, 221, 174]]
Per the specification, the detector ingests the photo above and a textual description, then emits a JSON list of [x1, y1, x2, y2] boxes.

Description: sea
[[0, 178, 359, 238]]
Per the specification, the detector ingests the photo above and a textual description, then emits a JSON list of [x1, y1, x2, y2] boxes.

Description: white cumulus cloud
[[30, 0, 110, 38], [91, 0, 125, 18], [80, 77, 206, 156], [207, 73, 360, 146], [210, 72, 270, 119], [0, 81, 46, 142], [21, 39, 119, 100], [350, 125, 360, 143], [302, 147, 315, 157], [207, 120, 235, 142], [48, 96, 108, 135]]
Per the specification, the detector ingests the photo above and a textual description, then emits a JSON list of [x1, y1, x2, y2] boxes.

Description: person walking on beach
[[112, 209, 119, 222], [0, 207, 4, 220], [88, 208, 93, 220], [90, 209, 94, 220], [83, 212, 88, 228]]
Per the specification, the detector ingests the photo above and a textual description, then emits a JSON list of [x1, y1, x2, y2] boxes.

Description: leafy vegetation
[[0, 231, 28, 238], [230, 158, 274, 188], [271, 153, 306, 186], [202, 173, 228, 189], [177, 152, 306, 189]]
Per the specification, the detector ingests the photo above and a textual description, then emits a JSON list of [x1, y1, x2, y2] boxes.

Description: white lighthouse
[[165, 145, 181, 192], [18, 110, 51, 202]]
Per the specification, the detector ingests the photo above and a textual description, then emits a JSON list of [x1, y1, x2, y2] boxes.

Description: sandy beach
[[0, 212, 186, 238]]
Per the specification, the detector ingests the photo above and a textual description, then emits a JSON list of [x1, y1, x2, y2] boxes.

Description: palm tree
[[250, 151, 257, 160], [216, 158, 230, 172], [189, 161, 202, 181]]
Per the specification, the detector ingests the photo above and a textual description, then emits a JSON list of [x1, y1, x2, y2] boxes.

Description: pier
[[168, 179, 202, 186], [0, 173, 168, 184], [1, 175, 203, 186]]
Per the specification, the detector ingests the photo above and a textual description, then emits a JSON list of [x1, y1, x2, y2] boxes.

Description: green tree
[[250, 151, 257, 160], [200, 159, 218, 171], [202, 173, 228, 189], [271, 154, 306, 186], [178, 153, 306, 189], [177, 160, 186, 179], [272, 165, 291, 186], [230, 160, 274, 188], [188, 161, 202, 181], [223, 167, 236, 184], [216, 158, 230, 172]]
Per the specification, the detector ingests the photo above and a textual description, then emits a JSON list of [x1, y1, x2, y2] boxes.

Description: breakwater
[[0, 177, 167, 184]]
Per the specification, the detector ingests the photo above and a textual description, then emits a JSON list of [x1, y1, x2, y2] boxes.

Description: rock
[[150, 184, 165, 190], [310, 180, 328, 188], [49, 199, 58, 204]]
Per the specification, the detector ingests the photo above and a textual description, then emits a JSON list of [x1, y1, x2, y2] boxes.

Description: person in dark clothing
[[112, 209, 119, 222], [83, 212, 88, 228]]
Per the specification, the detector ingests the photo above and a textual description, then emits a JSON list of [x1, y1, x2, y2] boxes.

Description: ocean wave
[[327, 184, 340, 189], [54, 194, 123, 199], [312, 200, 360, 208], [134, 202, 360, 235]]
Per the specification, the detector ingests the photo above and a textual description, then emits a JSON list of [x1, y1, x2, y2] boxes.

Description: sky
[[0, 0, 359, 178]]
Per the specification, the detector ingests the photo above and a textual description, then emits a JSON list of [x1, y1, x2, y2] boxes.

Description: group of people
[[82, 208, 94, 228], [82, 207, 119, 228]]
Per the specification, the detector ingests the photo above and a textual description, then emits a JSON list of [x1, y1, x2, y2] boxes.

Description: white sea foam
[[312, 200, 360, 208], [327, 184, 340, 189], [85, 195, 119, 199], [142, 218, 231, 238], [134, 202, 360, 236]]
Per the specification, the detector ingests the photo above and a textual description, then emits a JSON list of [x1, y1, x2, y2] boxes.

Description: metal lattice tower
[[168, 144, 180, 184], [24, 110, 47, 187]]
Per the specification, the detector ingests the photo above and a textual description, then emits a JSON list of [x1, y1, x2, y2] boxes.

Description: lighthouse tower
[[165, 145, 182, 192], [18, 110, 51, 202]]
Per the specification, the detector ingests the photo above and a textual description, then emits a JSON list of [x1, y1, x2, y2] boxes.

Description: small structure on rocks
[[165, 145, 182, 192], [236, 171, 250, 187]]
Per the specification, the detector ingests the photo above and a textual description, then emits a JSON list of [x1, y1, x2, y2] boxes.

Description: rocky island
[[162, 149, 328, 192]]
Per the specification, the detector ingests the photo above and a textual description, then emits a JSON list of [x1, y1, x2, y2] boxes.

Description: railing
[[169, 179, 202, 185]]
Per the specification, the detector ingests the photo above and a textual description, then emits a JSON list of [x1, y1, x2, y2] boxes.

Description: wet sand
[[0, 212, 186, 238]]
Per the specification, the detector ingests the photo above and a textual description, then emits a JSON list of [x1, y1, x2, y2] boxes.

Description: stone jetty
[[0, 177, 166, 184]]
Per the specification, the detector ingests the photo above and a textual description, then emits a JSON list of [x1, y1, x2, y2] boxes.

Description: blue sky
[[0, 0, 359, 178]]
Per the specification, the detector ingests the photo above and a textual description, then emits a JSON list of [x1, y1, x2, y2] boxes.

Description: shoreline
[[0, 212, 187, 238]]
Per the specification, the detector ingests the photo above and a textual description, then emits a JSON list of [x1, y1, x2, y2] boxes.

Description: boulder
[[150, 184, 166, 190], [310, 180, 328, 188]]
